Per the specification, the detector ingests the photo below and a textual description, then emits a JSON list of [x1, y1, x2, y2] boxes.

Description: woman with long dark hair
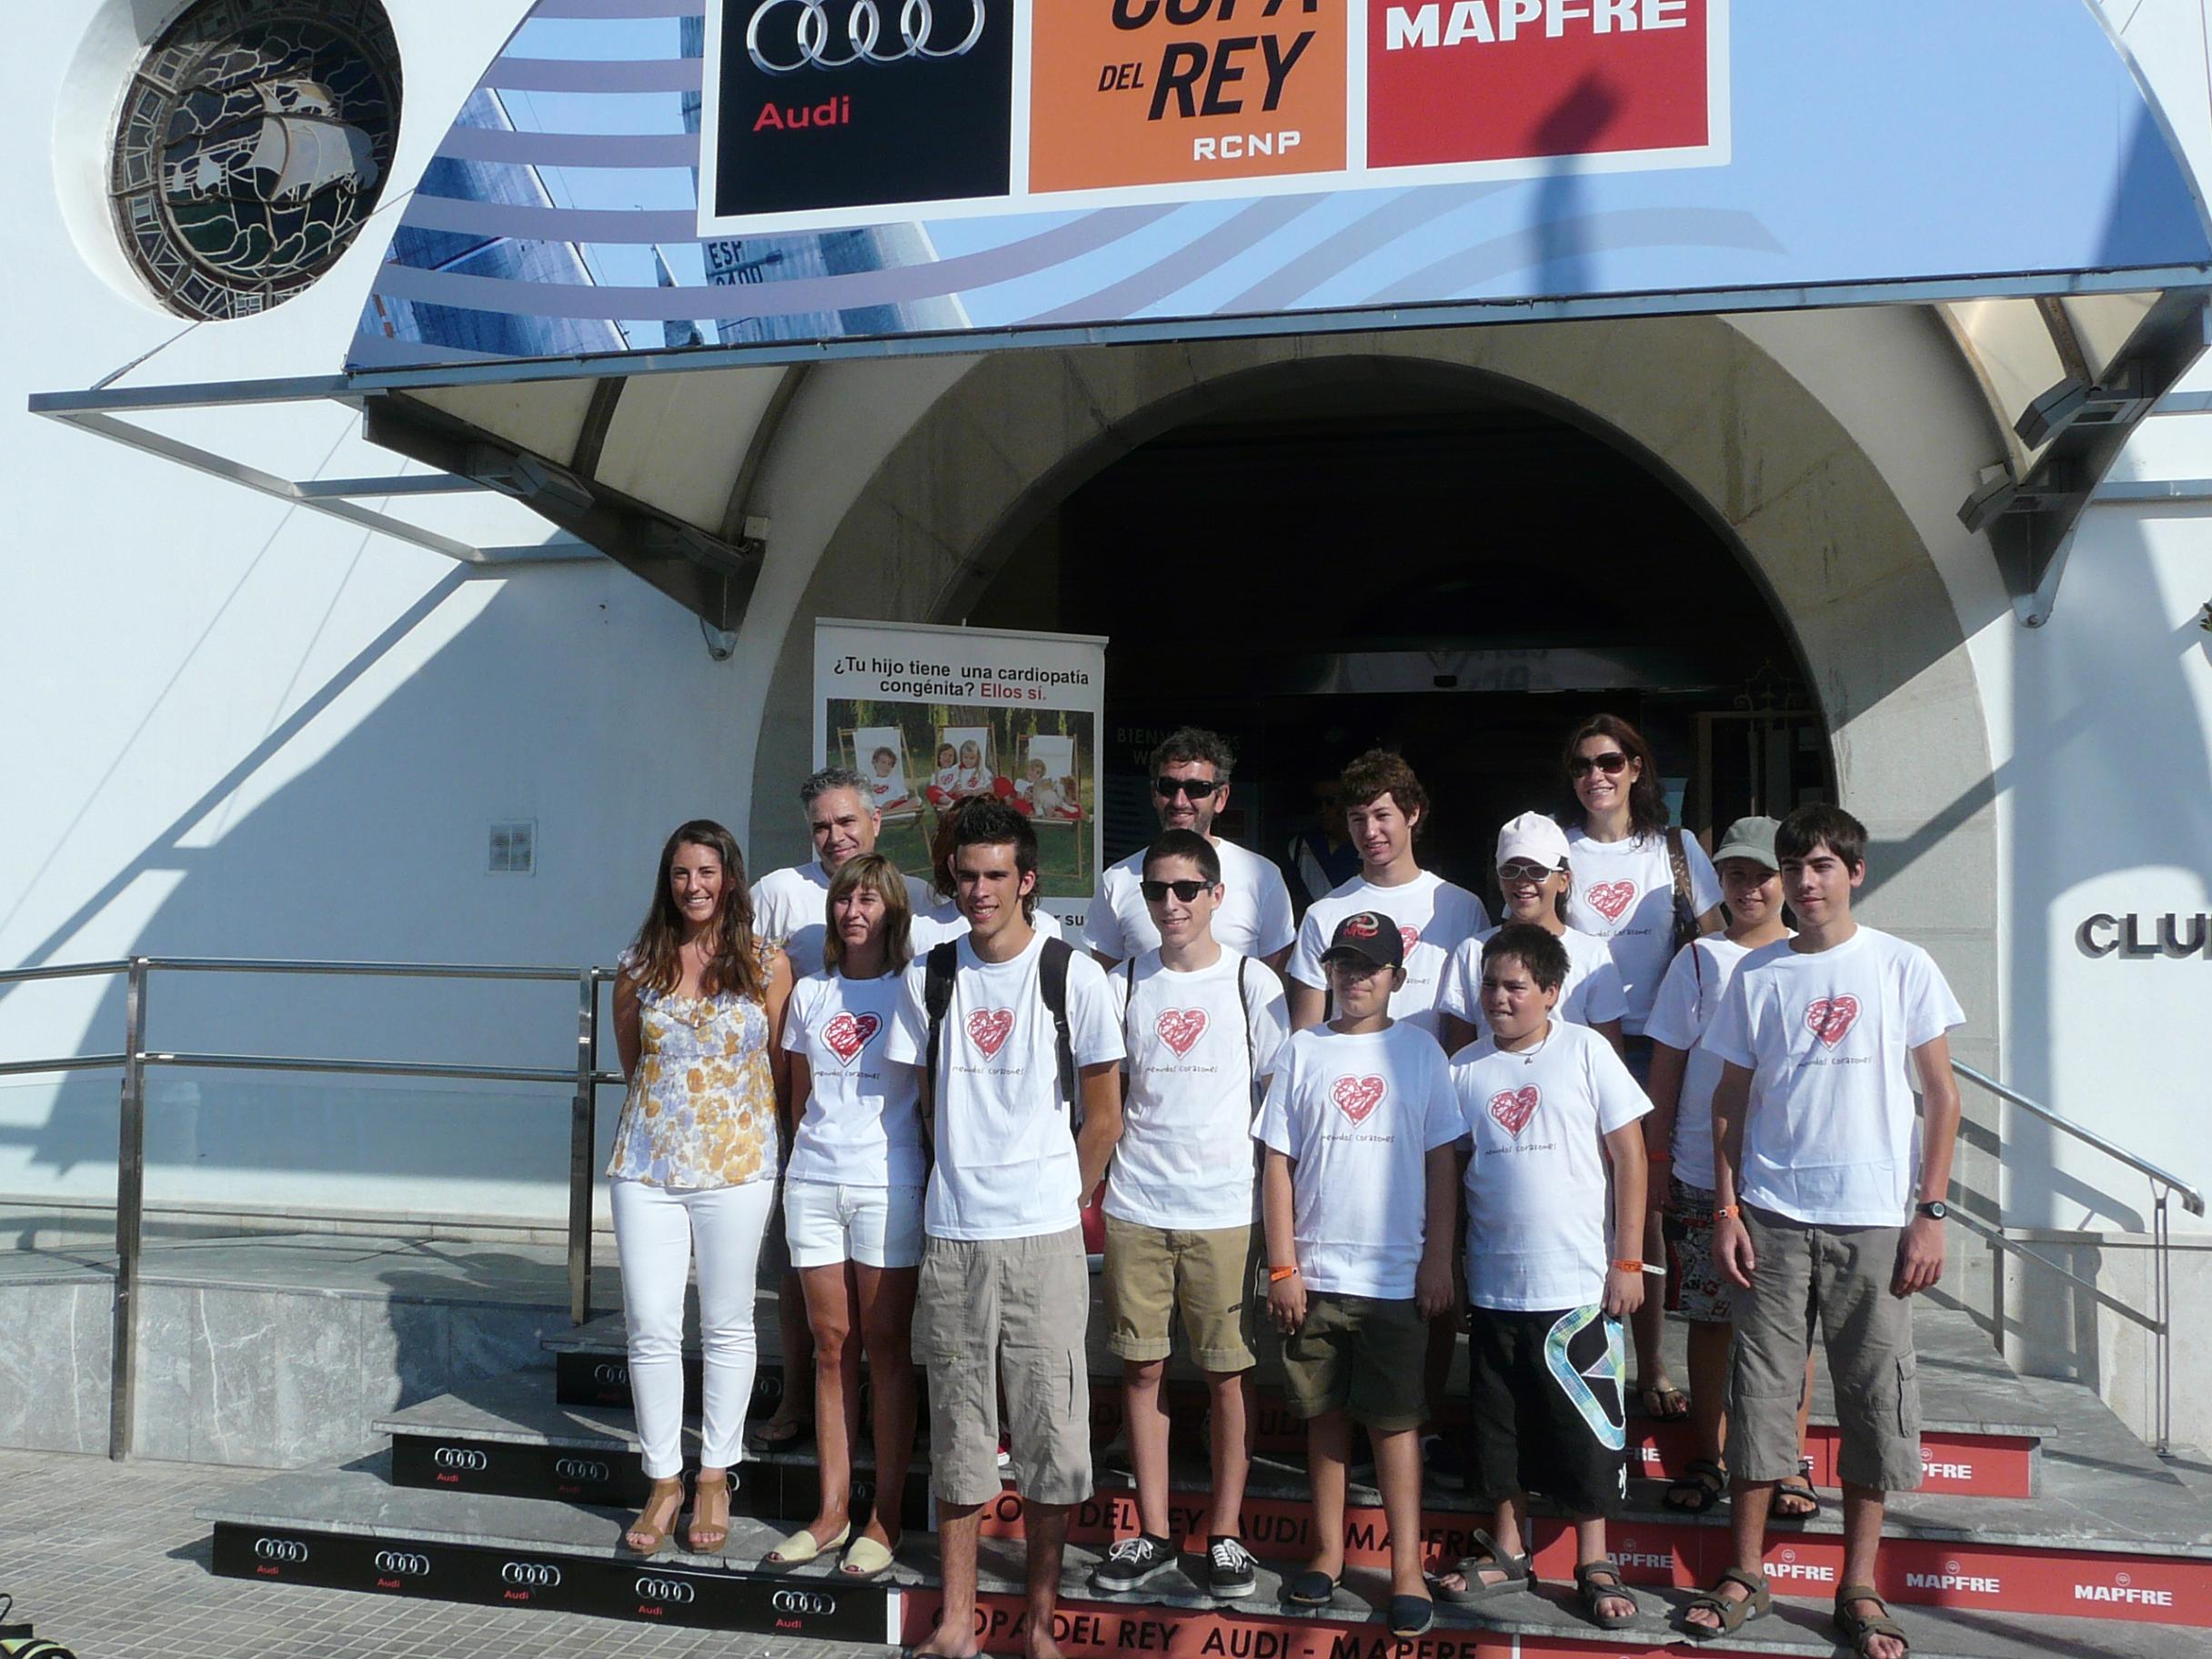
[[1557, 715, 1721, 1425], [610, 819, 792, 1557]]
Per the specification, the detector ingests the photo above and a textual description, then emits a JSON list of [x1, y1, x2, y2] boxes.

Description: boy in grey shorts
[[1683, 805, 1964, 1659]]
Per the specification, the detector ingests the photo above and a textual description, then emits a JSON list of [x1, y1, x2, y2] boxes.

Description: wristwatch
[[1915, 1200, 1948, 1221]]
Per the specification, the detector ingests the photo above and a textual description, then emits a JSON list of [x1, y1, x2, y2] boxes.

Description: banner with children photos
[[814, 618, 1107, 931]]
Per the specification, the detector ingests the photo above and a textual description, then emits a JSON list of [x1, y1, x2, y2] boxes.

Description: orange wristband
[[1269, 1265, 1301, 1283], [1714, 1203, 1740, 1220], [1612, 1259, 1644, 1273]]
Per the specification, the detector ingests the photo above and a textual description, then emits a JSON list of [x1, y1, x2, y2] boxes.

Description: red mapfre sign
[[1368, 0, 1713, 170]]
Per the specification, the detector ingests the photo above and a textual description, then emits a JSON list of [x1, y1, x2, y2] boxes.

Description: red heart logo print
[[1488, 1085, 1541, 1136], [1805, 995, 1860, 1049], [966, 1009, 1013, 1058], [1156, 1009, 1208, 1058], [822, 1011, 880, 1064], [1399, 924, 1423, 956], [1332, 1074, 1385, 1124], [1586, 880, 1637, 922]]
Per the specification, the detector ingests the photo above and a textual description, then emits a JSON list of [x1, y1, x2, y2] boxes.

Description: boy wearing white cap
[[1644, 817, 1815, 1523], [1438, 812, 1628, 1056]]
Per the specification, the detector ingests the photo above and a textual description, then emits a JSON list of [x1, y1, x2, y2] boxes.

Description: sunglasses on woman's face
[[1569, 751, 1630, 779], [1153, 776, 1222, 800], [1497, 860, 1560, 884], [1141, 878, 1214, 903]]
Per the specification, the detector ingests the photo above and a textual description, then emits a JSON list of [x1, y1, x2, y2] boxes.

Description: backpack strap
[[921, 940, 959, 1125], [1124, 956, 1138, 1054], [1664, 827, 1700, 957], [1236, 953, 1257, 1096], [1039, 934, 1078, 1104]]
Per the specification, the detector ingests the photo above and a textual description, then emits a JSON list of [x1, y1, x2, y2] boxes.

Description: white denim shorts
[[782, 1178, 925, 1270]]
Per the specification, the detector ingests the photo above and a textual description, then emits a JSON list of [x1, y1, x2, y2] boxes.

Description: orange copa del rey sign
[[696, 0, 1728, 236]]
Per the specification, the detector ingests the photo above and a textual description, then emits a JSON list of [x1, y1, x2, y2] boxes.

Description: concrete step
[[199, 1463, 2212, 1656], [545, 1296, 2046, 1496]]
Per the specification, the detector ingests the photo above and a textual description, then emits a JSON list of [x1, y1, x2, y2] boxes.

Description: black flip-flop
[[1665, 1457, 1729, 1514], [1283, 1568, 1342, 1607], [1775, 1472, 1825, 1524]]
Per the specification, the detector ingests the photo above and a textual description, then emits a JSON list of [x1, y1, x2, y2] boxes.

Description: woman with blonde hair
[[611, 819, 792, 1557], [762, 853, 924, 1578]]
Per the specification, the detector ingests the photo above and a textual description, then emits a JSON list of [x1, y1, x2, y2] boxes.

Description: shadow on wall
[[0, 562, 742, 1217]]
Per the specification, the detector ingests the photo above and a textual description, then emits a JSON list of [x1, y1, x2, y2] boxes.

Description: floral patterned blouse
[[607, 941, 779, 1189]]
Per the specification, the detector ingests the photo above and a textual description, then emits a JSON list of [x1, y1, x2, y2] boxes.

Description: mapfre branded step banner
[[702, 0, 1727, 233]]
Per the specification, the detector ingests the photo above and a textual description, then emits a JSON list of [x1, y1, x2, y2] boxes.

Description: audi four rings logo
[[374, 1551, 430, 1576], [502, 1562, 562, 1588], [592, 1362, 629, 1384], [254, 1538, 308, 1563], [554, 1458, 609, 1482], [747, 0, 988, 74], [636, 1576, 697, 1604], [772, 1589, 838, 1615], [434, 1447, 488, 1471]]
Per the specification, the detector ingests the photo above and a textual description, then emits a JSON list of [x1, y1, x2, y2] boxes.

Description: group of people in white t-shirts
[[601, 716, 1961, 1659]]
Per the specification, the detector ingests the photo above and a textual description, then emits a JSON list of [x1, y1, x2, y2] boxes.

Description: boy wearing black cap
[[1255, 911, 1460, 1640]]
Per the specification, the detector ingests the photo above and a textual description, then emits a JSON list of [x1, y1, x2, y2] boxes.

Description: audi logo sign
[[433, 1447, 488, 1471], [772, 1589, 838, 1615], [502, 1562, 562, 1588], [635, 1576, 698, 1604], [748, 0, 988, 74], [373, 1551, 430, 1576], [591, 1362, 629, 1385], [254, 1537, 308, 1563], [554, 1458, 610, 1483]]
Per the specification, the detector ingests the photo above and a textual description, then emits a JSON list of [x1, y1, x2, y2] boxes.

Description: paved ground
[[0, 1449, 861, 1659]]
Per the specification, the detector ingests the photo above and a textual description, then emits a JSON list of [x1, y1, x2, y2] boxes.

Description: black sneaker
[[1091, 1533, 1179, 1592], [1208, 1535, 1258, 1599]]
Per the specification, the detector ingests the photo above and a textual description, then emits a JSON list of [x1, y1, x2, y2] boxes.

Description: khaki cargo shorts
[[912, 1227, 1092, 1508], [1727, 1205, 1922, 1493], [1101, 1216, 1256, 1372]]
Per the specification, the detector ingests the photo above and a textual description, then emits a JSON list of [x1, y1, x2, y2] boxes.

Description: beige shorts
[[1728, 1206, 1922, 1493], [1101, 1216, 1256, 1372], [912, 1227, 1092, 1508], [1279, 1292, 1428, 1433]]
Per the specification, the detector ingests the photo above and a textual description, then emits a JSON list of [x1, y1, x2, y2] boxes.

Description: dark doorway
[[969, 378, 1828, 911]]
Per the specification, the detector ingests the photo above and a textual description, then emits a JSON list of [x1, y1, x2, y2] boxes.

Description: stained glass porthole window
[[110, 0, 401, 320]]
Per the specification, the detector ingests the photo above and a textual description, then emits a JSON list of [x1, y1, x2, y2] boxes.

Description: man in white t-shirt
[[1438, 811, 1627, 1055], [751, 768, 936, 980], [1085, 727, 1296, 971], [1643, 817, 1815, 1523], [1433, 923, 1649, 1628], [1258, 910, 1459, 1642], [885, 799, 1125, 1659], [1090, 829, 1288, 1602], [747, 766, 936, 1451], [1288, 749, 1491, 1041], [1684, 805, 1964, 1657]]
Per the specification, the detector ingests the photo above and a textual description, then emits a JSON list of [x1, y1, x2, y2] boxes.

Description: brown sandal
[[686, 1470, 731, 1554], [621, 1476, 684, 1556], [1683, 1568, 1770, 1641], [1834, 1585, 1910, 1657]]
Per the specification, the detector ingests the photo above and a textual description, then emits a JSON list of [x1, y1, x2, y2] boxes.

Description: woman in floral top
[[610, 819, 792, 1556]]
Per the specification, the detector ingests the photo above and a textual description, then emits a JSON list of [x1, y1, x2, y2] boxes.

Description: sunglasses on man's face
[[1154, 776, 1222, 800], [1141, 878, 1214, 903], [1569, 751, 1630, 779]]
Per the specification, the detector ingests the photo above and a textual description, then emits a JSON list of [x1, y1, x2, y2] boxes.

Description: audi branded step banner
[[210, 1524, 892, 1641]]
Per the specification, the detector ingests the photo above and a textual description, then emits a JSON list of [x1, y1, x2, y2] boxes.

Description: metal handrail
[[1953, 1060, 2206, 1217], [0, 954, 626, 1461], [1950, 1061, 2194, 1456]]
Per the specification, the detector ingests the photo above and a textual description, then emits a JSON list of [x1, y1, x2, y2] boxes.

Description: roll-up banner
[[814, 618, 1108, 931]]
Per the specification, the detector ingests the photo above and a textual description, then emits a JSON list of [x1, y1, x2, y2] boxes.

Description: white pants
[[610, 1177, 776, 1479]]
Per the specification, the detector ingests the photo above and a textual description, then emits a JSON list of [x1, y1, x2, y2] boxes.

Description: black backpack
[[921, 935, 1077, 1117]]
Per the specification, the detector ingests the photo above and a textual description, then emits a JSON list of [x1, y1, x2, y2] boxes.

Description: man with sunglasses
[[1084, 728, 1296, 973], [1091, 829, 1290, 1601]]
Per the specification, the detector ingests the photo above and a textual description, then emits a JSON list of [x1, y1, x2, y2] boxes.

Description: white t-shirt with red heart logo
[[1642, 932, 1773, 1189], [781, 970, 926, 1190], [1561, 826, 1722, 1033], [1104, 949, 1291, 1230], [1435, 924, 1629, 1044], [1083, 838, 1298, 964], [1289, 871, 1493, 1041], [1252, 1021, 1463, 1298], [885, 930, 1126, 1240], [1453, 1021, 1652, 1312], [1703, 926, 1966, 1227]]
